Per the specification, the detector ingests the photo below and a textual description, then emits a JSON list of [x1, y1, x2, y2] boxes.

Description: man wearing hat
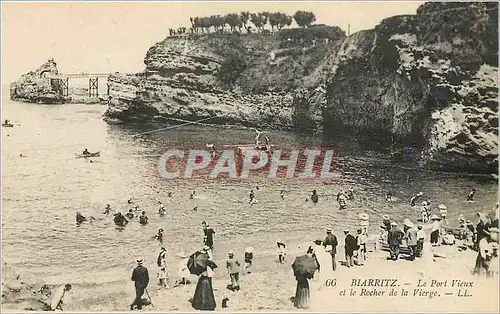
[[388, 222, 404, 260], [323, 228, 338, 271], [343, 229, 357, 268], [131, 259, 149, 310]]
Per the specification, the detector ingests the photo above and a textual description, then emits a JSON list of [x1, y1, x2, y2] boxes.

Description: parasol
[[292, 254, 318, 279], [187, 251, 209, 275]]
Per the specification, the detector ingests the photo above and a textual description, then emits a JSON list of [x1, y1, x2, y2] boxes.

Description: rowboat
[[75, 151, 100, 158], [2, 123, 14, 127]]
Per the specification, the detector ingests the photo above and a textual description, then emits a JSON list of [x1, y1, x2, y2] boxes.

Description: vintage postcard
[[1, 0, 499, 312]]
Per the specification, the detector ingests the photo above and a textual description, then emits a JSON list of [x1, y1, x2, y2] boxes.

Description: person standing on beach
[[138, 211, 149, 225], [226, 252, 241, 291], [192, 248, 217, 311], [430, 216, 441, 246], [202, 222, 216, 250], [356, 229, 367, 266], [130, 259, 149, 310], [323, 228, 338, 271], [388, 222, 404, 260], [293, 250, 314, 309], [404, 222, 418, 261], [244, 247, 254, 274], [343, 230, 357, 267], [277, 241, 287, 264], [416, 225, 425, 257], [157, 248, 169, 289]]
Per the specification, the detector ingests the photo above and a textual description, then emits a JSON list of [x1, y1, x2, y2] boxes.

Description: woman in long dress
[[294, 249, 315, 309], [192, 254, 217, 311]]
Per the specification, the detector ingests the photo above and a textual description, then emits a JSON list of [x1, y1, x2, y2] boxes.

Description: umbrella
[[187, 251, 209, 275], [292, 254, 318, 279]]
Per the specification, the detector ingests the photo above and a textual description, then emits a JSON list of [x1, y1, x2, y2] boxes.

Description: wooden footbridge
[[47, 73, 111, 97]]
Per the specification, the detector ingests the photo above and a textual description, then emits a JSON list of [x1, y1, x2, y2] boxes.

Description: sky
[[1, 1, 424, 83]]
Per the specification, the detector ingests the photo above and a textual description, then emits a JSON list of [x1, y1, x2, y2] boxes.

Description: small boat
[[75, 151, 100, 158], [2, 123, 14, 127]]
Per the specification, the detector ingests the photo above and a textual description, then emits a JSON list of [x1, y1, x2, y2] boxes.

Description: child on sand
[[244, 247, 253, 274], [277, 241, 286, 264]]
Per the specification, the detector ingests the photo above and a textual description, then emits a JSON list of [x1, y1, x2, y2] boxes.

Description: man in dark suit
[[343, 229, 357, 267], [323, 228, 338, 271], [131, 259, 149, 310]]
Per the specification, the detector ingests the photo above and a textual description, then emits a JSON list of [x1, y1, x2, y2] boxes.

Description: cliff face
[[105, 2, 498, 173], [10, 58, 69, 104]]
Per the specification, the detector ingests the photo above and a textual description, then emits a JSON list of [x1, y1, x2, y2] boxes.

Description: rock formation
[[104, 2, 498, 174], [10, 58, 69, 104]]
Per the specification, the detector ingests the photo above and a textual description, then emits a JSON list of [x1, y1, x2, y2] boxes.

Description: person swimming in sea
[[310, 190, 319, 203], [126, 209, 135, 220], [113, 212, 129, 226], [167, 192, 173, 198], [139, 211, 149, 225], [154, 228, 164, 245], [82, 148, 90, 155], [158, 202, 166, 216], [103, 204, 111, 215], [467, 188, 476, 202], [190, 191, 196, 199], [133, 205, 140, 211], [280, 190, 285, 200], [249, 190, 255, 203], [127, 198, 133, 204], [385, 191, 392, 202], [76, 212, 86, 224]]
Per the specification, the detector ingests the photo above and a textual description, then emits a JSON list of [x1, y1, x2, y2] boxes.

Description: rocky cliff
[[10, 58, 69, 104], [105, 2, 498, 173]]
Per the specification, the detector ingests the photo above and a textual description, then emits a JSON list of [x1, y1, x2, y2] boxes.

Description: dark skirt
[[192, 276, 216, 311], [294, 277, 310, 309], [430, 230, 439, 244]]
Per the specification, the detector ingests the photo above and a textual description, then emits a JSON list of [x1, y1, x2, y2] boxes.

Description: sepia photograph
[[1, 0, 499, 312]]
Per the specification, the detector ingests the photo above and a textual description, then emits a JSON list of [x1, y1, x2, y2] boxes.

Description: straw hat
[[326, 228, 332, 233], [438, 204, 447, 210], [383, 215, 390, 220], [430, 215, 440, 220], [391, 222, 398, 226], [136, 259, 143, 265]]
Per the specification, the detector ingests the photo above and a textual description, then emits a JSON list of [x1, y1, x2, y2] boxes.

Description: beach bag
[[325, 245, 333, 252]]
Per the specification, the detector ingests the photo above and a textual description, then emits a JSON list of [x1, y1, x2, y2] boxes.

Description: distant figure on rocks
[[103, 204, 112, 215], [410, 192, 423, 207], [467, 189, 476, 202], [337, 191, 347, 209], [347, 186, 354, 200], [139, 211, 149, 225], [280, 190, 285, 200], [130, 259, 149, 310], [126, 209, 135, 220], [310, 190, 318, 203], [249, 190, 255, 203], [385, 191, 392, 202], [277, 241, 287, 264], [253, 128, 262, 148]]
